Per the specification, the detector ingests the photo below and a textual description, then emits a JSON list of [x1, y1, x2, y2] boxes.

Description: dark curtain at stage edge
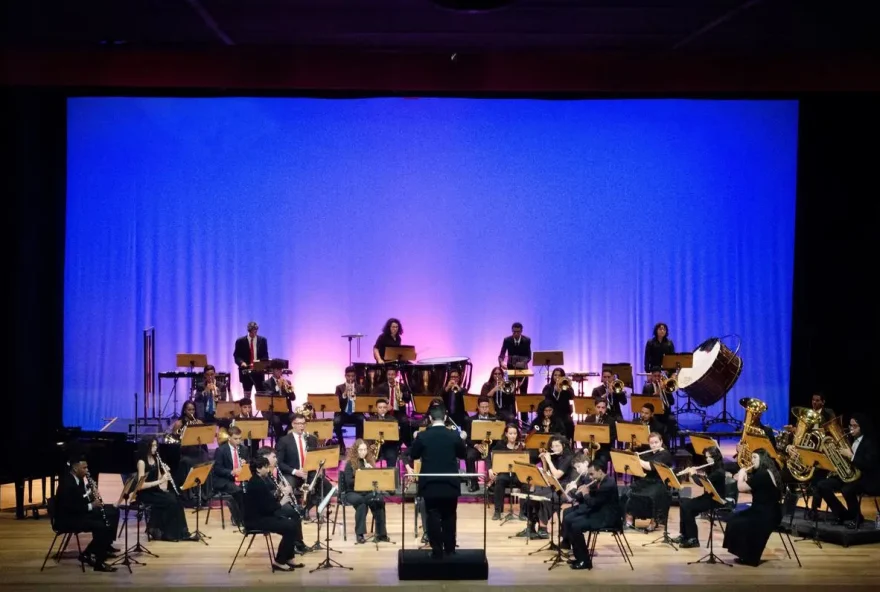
[[9, 90, 66, 490], [790, 94, 880, 425]]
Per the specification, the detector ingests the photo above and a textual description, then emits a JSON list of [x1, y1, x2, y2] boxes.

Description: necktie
[[346, 392, 354, 415], [232, 446, 240, 485], [250, 338, 255, 364], [297, 435, 306, 470]]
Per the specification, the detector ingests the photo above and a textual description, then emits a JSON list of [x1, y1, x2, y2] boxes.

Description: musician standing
[[643, 322, 674, 373], [438, 368, 467, 427], [480, 366, 516, 422], [498, 322, 531, 393], [243, 456, 305, 571], [55, 455, 119, 571], [542, 368, 574, 440], [342, 439, 390, 544], [234, 321, 268, 396], [334, 366, 365, 453], [463, 396, 496, 493], [373, 318, 403, 365], [276, 414, 332, 515], [408, 404, 467, 558], [591, 369, 628, 419]]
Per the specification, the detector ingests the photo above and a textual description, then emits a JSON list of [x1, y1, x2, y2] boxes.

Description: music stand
[[363, 420, 400, 463], [491, 451, 530, 524], [532, 351, 564, 384], [412, 396, 437, 415], [470, 420, 506, 442], [743, 434, 781, 463], [303, 447, 340, 552], [384, 346, 417, 364], [215, 401, 237, 420], [687, 473, 730, 566], [572, 398, 598, 417], [309, 395, 340, 418], [181, 461, 214, 545], [534, 468, 565, 566], [464, 395, 497, 415], [173, 353, 208, 418], [233, 419, 268, 442], [307, 419, 334, 444], [615, 421, 650, 450], [310, 485, 350, 573], [181, 424, 216, 457], [354, 396, 381, 414], [354, 468, 397, 550], [689, 435, 721, 457], [631, 395, 666, 417], [516, 395, 545, 424], [645, 463, 680, 551], [254, 396, 290, 444], [574, 424, 610, 462], [524, 432, 551, 451], [112, 475, 147, 571], [792, 447, 835, 548], [610, 450, 646, 483], [510, 462, 549, 545]]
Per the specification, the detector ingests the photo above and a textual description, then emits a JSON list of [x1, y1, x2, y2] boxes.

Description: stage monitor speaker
[[397, 549, 488, 580]]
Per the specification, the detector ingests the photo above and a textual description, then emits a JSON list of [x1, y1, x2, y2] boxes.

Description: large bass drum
[[676, 337, 743, 407]]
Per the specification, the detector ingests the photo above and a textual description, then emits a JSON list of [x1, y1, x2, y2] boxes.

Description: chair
[[331, 481, 375, 541], [228, 528, 277, 573], [854, 493, 880, 529], [775, 488, 802, 567], [206, 492, 236, 529], [587, 520, 633, 571], [40, 498, 86, 572]]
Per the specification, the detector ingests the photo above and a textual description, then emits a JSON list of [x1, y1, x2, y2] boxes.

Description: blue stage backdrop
[[65, 97, 798, 430]]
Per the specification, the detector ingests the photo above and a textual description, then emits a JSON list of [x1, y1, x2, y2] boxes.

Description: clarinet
[[156, 450, 181, 496], [84, 469, 109, 527]]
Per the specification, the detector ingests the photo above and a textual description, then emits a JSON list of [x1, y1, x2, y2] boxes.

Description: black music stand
[[687, 474, 730, 567], [532, 351, 564, 385], [310, 485, 352, 573], [111, 475, 148, 572], [342, 333, 365, 366], [182, 462, 213, 546]]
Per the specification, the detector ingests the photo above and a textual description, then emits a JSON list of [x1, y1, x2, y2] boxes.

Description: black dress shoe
[[93, 563, 118, 572], [271, 563, 293, 572], [108, 545, 121, 554], [356, 535, 366, 544], [376, 535, 390, 542], [293, 542, 310, 555], [78, 553, 96, 567], [570, 560, 592, 570]]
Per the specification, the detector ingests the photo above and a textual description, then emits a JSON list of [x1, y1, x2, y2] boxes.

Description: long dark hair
[[652, 322, 670, 342], [381, 318, 403, 337], [753, 448, 783, 499], [704, 445, 724, 471], [136, 436, 157, 464]]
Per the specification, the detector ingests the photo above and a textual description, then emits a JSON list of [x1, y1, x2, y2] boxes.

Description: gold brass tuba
[[785, 407, 824, 481], [820, 416, 861, 483], [736, 398, 768, 468]]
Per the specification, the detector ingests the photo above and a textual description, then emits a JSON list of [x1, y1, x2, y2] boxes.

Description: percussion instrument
[[676, 337, 742, 407], [413, 356, 472, 393]]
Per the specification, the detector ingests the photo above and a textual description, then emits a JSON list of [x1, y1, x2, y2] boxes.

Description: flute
[[676, 461, 713, 476]]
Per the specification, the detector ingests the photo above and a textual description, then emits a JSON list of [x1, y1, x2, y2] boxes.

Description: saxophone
[[394, 381, 404, 410], [820, 416, 861, 483]]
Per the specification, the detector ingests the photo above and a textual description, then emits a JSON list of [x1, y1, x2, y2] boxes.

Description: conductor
[[408, 403, 467, 559]]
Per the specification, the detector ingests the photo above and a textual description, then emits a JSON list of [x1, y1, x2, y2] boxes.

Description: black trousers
[[248, 516, 300, 563], [346, 492, 387, 537], [465, 447, 482, 484], [80, 507, 119, 562], [424, 497, 457, 556], [817, 475, 865, 520], [679, 494, 718, 541], [492, 473, 520, 512], [333, 412, 364, 444], [240, 371, 265, 396]]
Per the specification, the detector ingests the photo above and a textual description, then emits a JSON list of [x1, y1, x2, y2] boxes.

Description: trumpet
[[660, 375, 677, 395], [558, 377, 572, 391], [84, 469, 109, 526], [610, 378, 626, 395], [278, 376, 294, 394]]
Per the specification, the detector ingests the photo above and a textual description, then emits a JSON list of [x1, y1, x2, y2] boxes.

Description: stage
[[3, 478, 879, 590]]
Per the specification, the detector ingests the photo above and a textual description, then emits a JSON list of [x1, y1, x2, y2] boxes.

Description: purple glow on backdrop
[[64, 97, 798, 429]]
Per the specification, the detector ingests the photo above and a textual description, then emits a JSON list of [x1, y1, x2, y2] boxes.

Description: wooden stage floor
[[2, 478, 879, 590]]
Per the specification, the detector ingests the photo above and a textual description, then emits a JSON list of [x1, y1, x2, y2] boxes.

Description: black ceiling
[[3, 0, 879, 55]]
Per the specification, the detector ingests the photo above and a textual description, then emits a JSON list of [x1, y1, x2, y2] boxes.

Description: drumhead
[[417, 356, 469, 364], [676, 340, 720, 388]]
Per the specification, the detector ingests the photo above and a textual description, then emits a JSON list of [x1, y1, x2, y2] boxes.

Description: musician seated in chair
[[334, 366, 365, 454], [342, 439, 390, 544], [463, 396, 497, 493], [487, 423, 526, 520], [561, 456, 621, 570], [673, 445, 725, 548], [135, 436, 197, 541], [542, 368, 575, 440], [261, 360, 297, 438], [373, 366, 413, 444], [169, 401, 211, 506], [243, 456, 306, 571], [620, 431, 673, 532], [480, 366, 517, 423], [275, 414, 332, 516], [642, 367, 678, 446], [581, 399, 615, 467], [55, 454, 120, 571], [366, 398, 401, 470], [815, 413, 879, 528], [518, 435, 574, 540], [255, 447, 305, 523], [592, 369, 628, 420], [193, 364, 227, 422], [437, 368, 467, 427]]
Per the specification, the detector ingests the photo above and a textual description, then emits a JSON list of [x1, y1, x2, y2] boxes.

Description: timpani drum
[[414, 356, 472, 393], [676, 337, 743, 407]]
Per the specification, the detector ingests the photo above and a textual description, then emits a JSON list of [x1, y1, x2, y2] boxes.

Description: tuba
[[819, 416, 861, 483], [785, 407, 824, 481], [736, 398, 768, 468]]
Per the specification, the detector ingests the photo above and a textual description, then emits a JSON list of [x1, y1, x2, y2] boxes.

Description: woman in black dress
[[541, 368, 574, 440], [622, 432, 674, 532], [644, 322, 675, 373], [723, 448, 783, 566], [135, 436, 197, 541], [373, 317, 403, 364]]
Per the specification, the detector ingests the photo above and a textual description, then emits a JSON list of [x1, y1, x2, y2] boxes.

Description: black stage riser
[[398, 549, 488, 580], [789, 518, 880, 547]]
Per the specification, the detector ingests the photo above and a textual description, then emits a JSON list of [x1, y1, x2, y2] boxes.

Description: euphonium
[[736, 397, 768, 468], [820, 416, 861, 483], [785, 407, 824, 481]]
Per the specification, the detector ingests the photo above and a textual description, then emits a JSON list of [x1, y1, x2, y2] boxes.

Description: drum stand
[[675, 391, 707, 427], [705, 392, 742, 429]]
